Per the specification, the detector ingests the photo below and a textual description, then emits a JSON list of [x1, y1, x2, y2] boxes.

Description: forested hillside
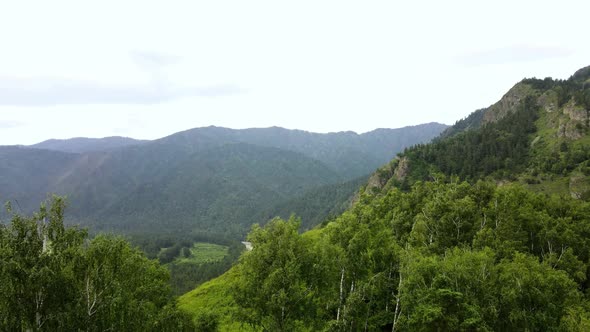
[[87, 143, 342, 235], [180, 65, 590, 331], [0, 197, 195, 331], [396, 65, 590, 197], [159, 123, 447, 179], [0, 124, 445, 238]]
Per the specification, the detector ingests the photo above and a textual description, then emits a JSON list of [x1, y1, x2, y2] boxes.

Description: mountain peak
[[571, 65, 590, 83]]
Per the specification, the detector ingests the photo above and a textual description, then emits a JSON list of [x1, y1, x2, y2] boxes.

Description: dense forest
[[182, 179, 590, 331], [0, 197, 194, 331], [179, 65, 590, 331], [0, 124, 446, 238], [395, 66, 590, 199], [2, 66, 590, 331]]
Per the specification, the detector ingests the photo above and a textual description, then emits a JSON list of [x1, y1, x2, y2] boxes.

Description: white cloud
[[457, 45, 574, 66], [0, 75, 243, 106], [0, 120, 24, 129], [0, 0, 589, 144]]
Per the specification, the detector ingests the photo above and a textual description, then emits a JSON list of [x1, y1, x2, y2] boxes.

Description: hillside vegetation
[[180, 65, 590, 331], [0, 124, 446, 238], [0, 197, 195, 331], [397, 65, 590, 198]]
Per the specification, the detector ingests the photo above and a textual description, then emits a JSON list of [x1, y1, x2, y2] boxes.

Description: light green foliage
[[0, 197, 193, 331], [173, 242, 229, 265], [75, 235, 174, 330], [0, 196, 86, 330], [231, 217, 323, 331], [178, 65, 590, 330], [187, 178, 590, 331], [178, 267, 257, 331]]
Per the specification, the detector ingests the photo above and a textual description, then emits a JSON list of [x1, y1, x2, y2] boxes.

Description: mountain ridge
[[178, 64, 590, 332], [380, 65, 590, 199], [31, 136, 147, 153], [1, 123, 446, 237]]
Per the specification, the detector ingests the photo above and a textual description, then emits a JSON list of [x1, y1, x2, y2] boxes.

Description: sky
[[1, 0, 589, 145]]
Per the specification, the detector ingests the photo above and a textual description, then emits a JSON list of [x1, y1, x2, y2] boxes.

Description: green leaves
[[221, 177, 590, 331], [232, 217, 321, 331], [0, 197, 193, 331]]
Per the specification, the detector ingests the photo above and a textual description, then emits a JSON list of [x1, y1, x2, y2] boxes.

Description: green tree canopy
[[0, 197, 194, 331]]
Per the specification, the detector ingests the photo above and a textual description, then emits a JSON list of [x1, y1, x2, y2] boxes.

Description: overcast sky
[[1, 0, 589, 145]]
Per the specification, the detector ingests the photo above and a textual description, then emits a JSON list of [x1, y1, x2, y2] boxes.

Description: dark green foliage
[[87, 143, 344, 236], [1, 124, 446, 238], [521, 76, 557, 91], [167, 242, 243, 295], [0, 197, 193, 331], [574, 88, 590, 110], [403, 95, 539, 182], [192, 311, 219, 332], [130, 232, 245, 295], [255, 175, 368, 231], [158, 240, 193, 264], [403, 68, 589, 196], [571, 65, 590, 82], [437, 108, 486, 139], [0, 147, 79, 215]]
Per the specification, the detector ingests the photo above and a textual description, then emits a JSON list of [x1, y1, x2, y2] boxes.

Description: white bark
[[392, 272, 403, 332], [337, 267, 345, 322]]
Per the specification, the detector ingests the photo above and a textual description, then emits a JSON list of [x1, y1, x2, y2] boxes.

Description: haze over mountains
[[3, 63, 590, 331], [31, 136, 147, 153], [0, 123, 447, 237]]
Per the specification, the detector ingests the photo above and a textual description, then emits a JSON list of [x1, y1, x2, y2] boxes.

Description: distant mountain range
[[0, 123, 447, 237], [31, 136, 147, 153]]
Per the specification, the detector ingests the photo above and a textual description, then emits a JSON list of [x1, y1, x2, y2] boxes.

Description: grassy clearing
[[177, 267, 258, 331], [174, 242, 229, 265], [524, 176, 570, 196]]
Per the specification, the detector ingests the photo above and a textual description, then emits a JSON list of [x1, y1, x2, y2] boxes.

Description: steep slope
[[31, 136, 146, 153], [179, 65, 590, 331], [0, 147, 79, 214], [253, 175, 369, 231], [86, 143, 342, 235], [162, 123, 448, 178], [388, 65, 590, 198], [2, 123, 445, 236]]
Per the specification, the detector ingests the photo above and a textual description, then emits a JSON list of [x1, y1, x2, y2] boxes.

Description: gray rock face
[[538, 90, 558, 113], [483, 83, 535, 124], [558, 100, 588, 140], [394, 157, 410, 181]]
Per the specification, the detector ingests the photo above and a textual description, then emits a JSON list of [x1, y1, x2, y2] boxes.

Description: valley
[[177, 65, 590, 331], [1, 123, 446, 238], [2, 65, 590, 331], [2, 2, 588, 330]]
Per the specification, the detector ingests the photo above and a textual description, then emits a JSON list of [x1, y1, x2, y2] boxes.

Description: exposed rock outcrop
[[557, 100, 588, 140], [483, 83, 536, 124], [538, 90, 558, 113], [358, 158, 405, 201], [394, 157, 410, 181]]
